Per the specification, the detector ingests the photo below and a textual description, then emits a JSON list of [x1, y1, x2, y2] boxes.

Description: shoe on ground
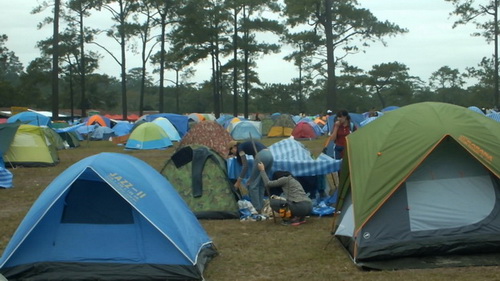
[[291, 217, 306, 226], [281, 219, 291, 226]]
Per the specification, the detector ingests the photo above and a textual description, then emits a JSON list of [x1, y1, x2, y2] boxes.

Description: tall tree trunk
[[79, 7, 86, 118], [175, 70, 179, 113], [140, 36, 147, 116], [299, 45, 303, 112], [324, 0, 336, 110], [68, 58, 74, 122], [119, 1, 128, 120], [52, 0, 60, 121], [243, 6, 249, 119], [211, 48, 219, 118], [232, 8, 238, 117], [495, 0, 499, 108], [159, 13, 166, 113], [214, 37, 221, 118]]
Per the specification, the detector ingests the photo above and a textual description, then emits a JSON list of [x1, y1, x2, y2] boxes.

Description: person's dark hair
[[272, 171, 292, 180], [336, 109, 351, 121], [227, 140, 239, 155]]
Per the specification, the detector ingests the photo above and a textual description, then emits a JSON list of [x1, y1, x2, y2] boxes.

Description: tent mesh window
[[61, 180, 133, 224]]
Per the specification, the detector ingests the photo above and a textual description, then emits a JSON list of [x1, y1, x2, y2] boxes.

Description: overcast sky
[[1, 0, 493, 85]]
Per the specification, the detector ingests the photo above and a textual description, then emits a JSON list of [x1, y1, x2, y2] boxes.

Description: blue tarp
[[90, 126, 115, 140], [111, 121, 133, 136]]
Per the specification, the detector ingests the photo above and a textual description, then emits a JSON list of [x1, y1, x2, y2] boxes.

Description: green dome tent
[[334, 102, 500, 269], [4, 125, 59, 167], [161, 144, 239, 219]]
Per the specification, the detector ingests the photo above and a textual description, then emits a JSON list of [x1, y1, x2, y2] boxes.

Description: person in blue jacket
[[228, 140, 274, 213]]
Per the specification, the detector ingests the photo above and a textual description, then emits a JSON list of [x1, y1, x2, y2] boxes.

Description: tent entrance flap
[[62, 180, 133, 224], [406, 138, 496, 232]]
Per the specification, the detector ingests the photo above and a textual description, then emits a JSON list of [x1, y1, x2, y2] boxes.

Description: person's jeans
[[248, 149, 273, 212]]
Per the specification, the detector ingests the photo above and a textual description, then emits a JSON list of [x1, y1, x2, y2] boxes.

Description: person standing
[[257, 162, 312, 226], [228, 140, 274, 213], [323, 109, 355, 159]]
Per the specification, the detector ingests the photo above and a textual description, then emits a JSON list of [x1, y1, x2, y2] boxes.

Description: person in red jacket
[[323, 109, 355, 159]]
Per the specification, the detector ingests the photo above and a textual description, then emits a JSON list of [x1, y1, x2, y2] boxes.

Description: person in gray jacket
[[257, 162, 312, 226]]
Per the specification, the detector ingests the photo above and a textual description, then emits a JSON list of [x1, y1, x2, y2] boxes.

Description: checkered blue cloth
[[487, 112, 500, 122], [227, 138, 341, 179]]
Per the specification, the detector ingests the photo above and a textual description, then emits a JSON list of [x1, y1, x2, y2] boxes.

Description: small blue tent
[[229, 121, 262, 140], [111, 121, 133, 136], [145, 113, 189, 137], [0, 153, 217, 280], [7, 111, 52, 127], [152, 117, 181, 141]]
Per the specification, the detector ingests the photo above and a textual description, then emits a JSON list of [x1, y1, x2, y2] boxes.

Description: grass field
[[1, 137, 500, 281]]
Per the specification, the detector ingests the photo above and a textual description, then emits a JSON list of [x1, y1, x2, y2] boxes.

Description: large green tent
[[334, 102, 500, 269], [4, 125, 59, 167]]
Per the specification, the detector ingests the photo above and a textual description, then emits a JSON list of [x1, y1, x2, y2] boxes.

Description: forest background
[[1, 0, 499, 120]]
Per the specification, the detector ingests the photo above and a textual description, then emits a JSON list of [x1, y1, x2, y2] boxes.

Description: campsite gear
[[334, 102, 500, 270], [162, 145, 240, 219], [0, 153, 217, 280], [237, 182, 249, 197], [238, 199, 258, 220], [279, 203, 292, 219]]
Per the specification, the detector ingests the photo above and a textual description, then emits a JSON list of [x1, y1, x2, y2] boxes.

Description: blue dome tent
[[0, 153, 217, 280]]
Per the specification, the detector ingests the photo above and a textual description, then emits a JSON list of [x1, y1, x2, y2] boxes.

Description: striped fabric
[[0, 157, 13, 188], [227, 138, 341, 179]]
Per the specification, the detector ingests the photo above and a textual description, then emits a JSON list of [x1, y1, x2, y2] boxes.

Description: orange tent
[[86, 115, 109, 127]]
